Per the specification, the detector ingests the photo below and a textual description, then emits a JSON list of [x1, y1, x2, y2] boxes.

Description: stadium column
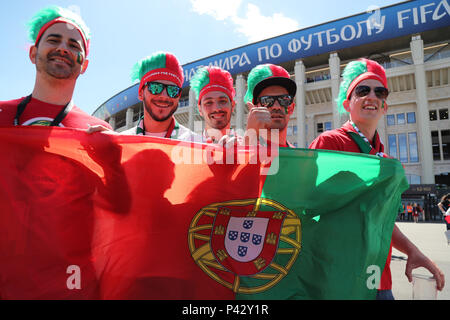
[[126, 108, 134, 129], [329, 52, 341, 130], [377, 111, 387, 150], [411, 35, 434, 184], [109, 116, 116, 130], [235, 74, 246, 131], [189, 88, 196, 131], [306, 114, 315, 147], [294, 59, 306, 148]]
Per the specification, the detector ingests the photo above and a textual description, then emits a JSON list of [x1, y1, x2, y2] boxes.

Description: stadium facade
[[93, 0, 450, 219]]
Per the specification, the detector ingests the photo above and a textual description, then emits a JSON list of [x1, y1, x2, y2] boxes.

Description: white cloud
[[231, 4, 300, 42], [190, 0, 243, 21], [190, 1, 299, 42]]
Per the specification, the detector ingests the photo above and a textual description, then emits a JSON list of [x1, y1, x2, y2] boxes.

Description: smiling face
[[199, 91, 235, 130], [140, 79, 180, 122], [343, 79, 388, 127], [30, 22, 88, 80]]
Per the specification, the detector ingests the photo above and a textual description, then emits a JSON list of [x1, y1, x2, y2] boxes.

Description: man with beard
[[190, 66, 241, 144], [243, 64, 297, 148], [0, 6, 110, 129], [122, 52, 199, 141]]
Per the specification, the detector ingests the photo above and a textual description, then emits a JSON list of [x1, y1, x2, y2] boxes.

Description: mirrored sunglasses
[[146, 81, 181, 98]]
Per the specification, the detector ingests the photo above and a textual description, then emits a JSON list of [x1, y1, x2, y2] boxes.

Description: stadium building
[[93, 0, 450, 219]]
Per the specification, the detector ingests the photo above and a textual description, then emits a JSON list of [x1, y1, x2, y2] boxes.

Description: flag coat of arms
[[0, 127, 408, 300]]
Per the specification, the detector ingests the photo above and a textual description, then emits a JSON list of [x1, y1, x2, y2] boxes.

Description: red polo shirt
[[309, 121, 392, 291]]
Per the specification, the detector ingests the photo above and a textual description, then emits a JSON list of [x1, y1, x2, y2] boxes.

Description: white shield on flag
[[224, 217, 269, 262]]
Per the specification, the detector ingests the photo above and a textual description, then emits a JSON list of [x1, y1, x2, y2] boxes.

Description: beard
[[36, 50, 78, 80], [269, 109, 288, 130], [143, 98, 178, 122], [206, 111, 230, 130]]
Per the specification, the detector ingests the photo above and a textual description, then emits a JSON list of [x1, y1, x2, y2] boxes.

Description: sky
[[0, 0, 403, 116]]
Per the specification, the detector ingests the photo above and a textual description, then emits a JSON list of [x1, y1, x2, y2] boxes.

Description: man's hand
[[245, 102, 271, 133], [405, 248, 445, 291], [244, 102, 271, 146], [216, 135, 245, 148], [392, 224, 445, 291], [86, 124, 117, 135]]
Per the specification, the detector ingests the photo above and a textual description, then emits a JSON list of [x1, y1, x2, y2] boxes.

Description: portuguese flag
[[0, 127, 408, 300]]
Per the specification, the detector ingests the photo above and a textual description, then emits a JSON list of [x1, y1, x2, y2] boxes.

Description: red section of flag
[[0, 127, 267, 299]]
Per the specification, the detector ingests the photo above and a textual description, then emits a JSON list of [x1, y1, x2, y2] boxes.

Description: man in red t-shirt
[[243, 64, 297, 148], [310, 58, 445, 299], [0, 6, 110, 130], [0, 6, 125, 299]]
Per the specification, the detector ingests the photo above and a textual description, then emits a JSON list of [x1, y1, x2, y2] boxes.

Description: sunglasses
[[354, 85, 389, 100], [258, 94, 293, 109], [146, 81, 182, 98]]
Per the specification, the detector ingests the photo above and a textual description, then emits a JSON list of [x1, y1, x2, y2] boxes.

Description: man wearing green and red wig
[[122, 52, 199, 141], [0, 6, 110, 129], [244, 64, 297, 148], [310, 58, 445, 299], [190, 66, 240, 144]]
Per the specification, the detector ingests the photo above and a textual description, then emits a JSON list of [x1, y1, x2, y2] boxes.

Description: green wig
[[190, 67, 211, 100], [336, 58, 388, 114], [27, 6, 91, 44], [336, 60, 368, 115], [130, 52, 167, 84], [131, 52, 184, 93], [244, 64, 273, 104]]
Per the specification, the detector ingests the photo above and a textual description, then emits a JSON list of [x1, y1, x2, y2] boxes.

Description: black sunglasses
[[354, 85, 389, 100], [146, 81, 182, 98], [258, 94, 293, 109]]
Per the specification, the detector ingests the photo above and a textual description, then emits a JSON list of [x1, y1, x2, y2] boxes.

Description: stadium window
[[293, 125, 298, 135], [439, 108, 449, 120], [317, 123, 324, 134], [398, 133, 408, 163], [388, 134, 397, 159], [411, 175, 421, 184], [324, 122, 332, 131], [407, 112, 416, 124], [442, 130, 450, 160], [429, 110, 437, 121], [387, 114, 395, 126], [431, 131, 441, 160], [408, 132, 419, 162], [397, 113, 406, 125], [406, 174, 421, 184], [287, 126, 293, 136]]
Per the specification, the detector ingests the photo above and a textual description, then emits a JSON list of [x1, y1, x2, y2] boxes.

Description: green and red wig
[[190, 66, 235, 104], [337, 58, 388, 114], [244, 64, 296, 104], [27, 6, 91, 56], [131, 52, 184, 95]]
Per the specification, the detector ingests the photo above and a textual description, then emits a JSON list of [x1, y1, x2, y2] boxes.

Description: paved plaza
[[391, 221, 450, 300]]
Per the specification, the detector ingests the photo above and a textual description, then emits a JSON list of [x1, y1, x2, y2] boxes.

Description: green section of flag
[[237, 148, 409, 300]]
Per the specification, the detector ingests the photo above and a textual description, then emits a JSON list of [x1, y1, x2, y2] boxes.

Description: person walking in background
[[407, 203, 413, 222], [438, 194, 450, 230], [400, 203, 406, 221], [417, 204, 424, 222], [412, 203, 419, 223]]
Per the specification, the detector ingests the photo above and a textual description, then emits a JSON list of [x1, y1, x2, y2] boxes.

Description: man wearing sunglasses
[[243, 64, 297, 148], [310, 58, 445, 299], [0, 6, 110, 130], [122, 52, 199, 141], [190, 66, 241, 145]]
